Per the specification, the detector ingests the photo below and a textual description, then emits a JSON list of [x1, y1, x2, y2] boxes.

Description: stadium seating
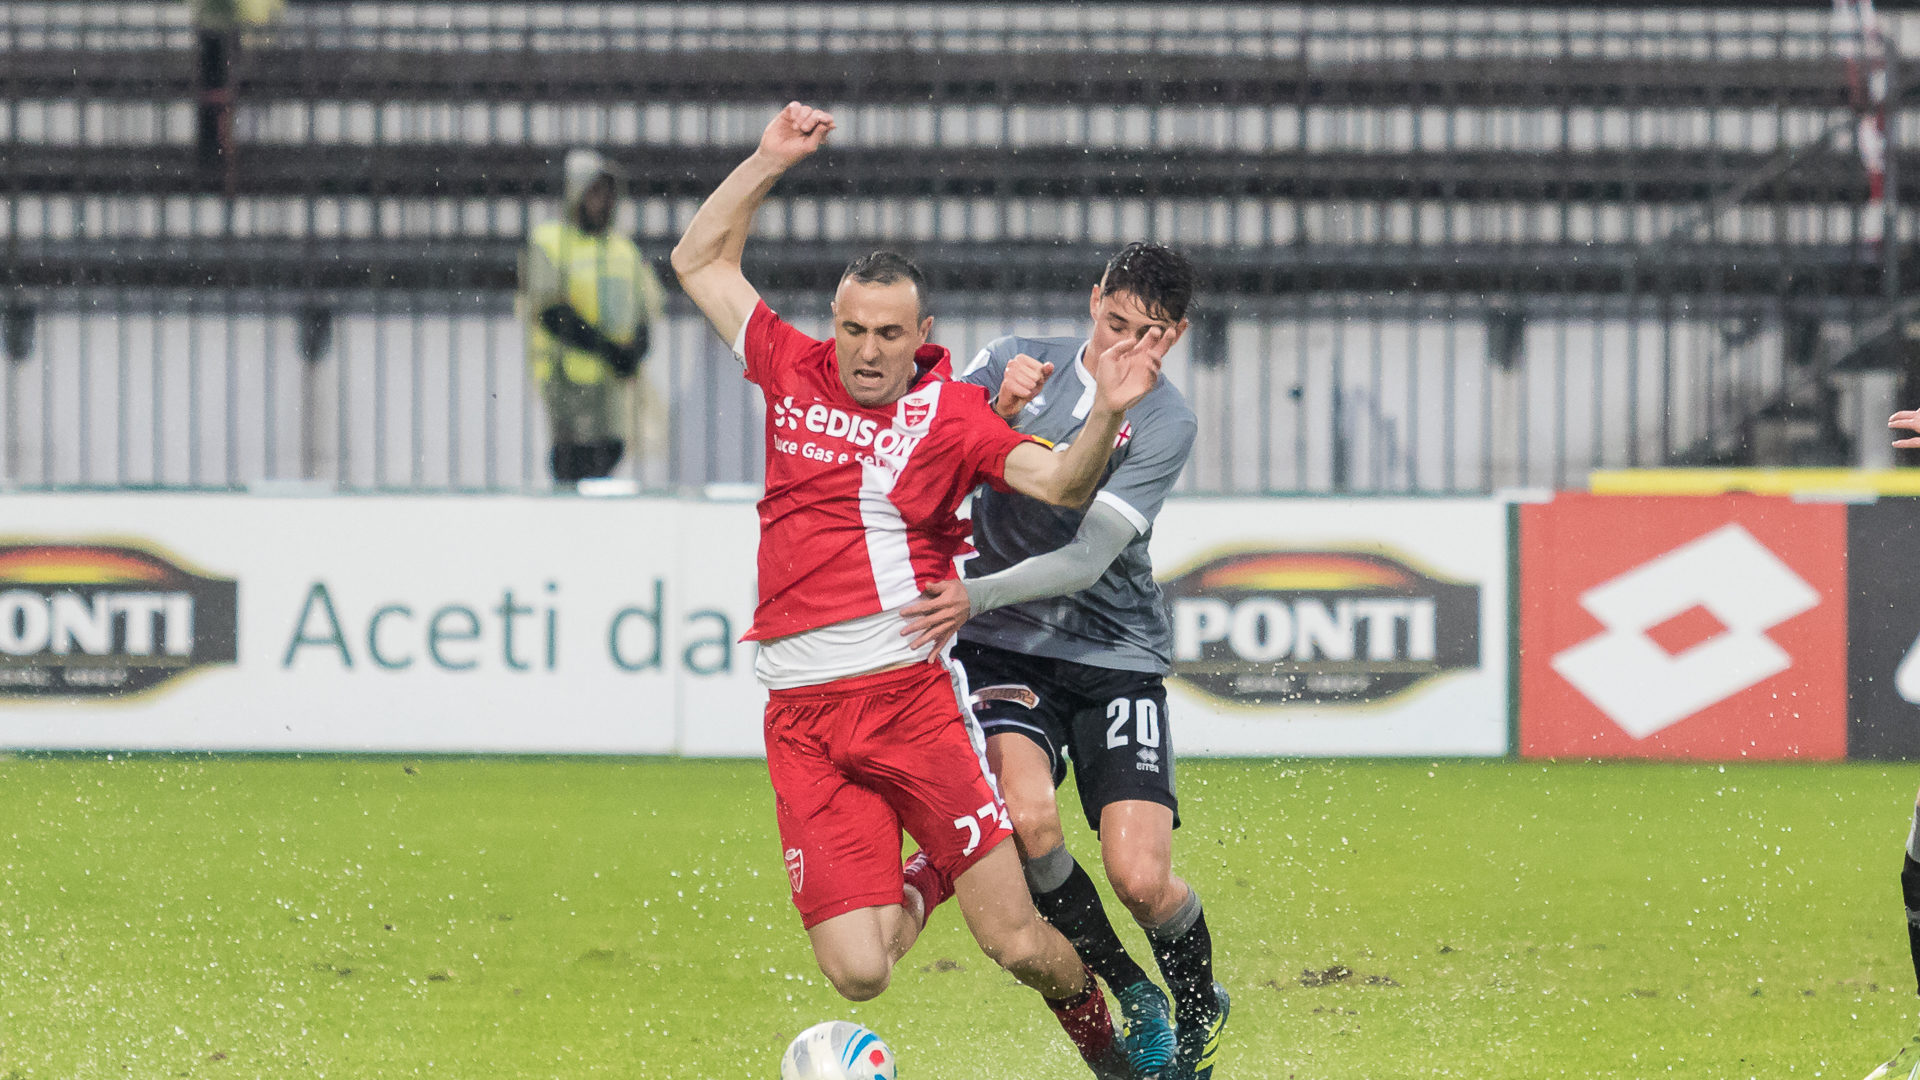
[[1, 2, 1906, 490], [2, 6, 1901, 300]]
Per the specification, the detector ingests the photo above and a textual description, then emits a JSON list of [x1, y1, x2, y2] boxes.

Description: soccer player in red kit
[[671, 103, 1170, 1079]]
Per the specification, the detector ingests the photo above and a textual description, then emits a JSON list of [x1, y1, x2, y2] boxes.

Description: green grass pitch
[[0, 755, 1914, 1079]]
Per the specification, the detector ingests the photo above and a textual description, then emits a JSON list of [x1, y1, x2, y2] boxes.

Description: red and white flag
[[1835, 0, 1889, 246]]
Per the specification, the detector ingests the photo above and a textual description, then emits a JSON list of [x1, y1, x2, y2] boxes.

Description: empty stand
[[0, 2, 1908, 491]]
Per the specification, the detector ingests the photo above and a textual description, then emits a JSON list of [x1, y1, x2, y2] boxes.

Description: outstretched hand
[[1892, 409, 1920, 448], [1092, 327, 1173, 414], [757, 102, 836, 169], [994, 354, 1054, 418]]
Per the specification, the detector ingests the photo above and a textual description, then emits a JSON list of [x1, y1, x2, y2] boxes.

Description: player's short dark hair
[[840, 251, 929, 320], [1099, 241, 1195, 324]]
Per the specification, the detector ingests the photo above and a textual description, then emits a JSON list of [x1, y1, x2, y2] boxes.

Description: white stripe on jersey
[[1094, 489, 1150, 533], [859, 475, 917, 609], [859, 385, 938, 611]]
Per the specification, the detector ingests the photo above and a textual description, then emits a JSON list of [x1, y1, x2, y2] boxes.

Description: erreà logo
[[0, 543, 238, 698], [1163, 550, 1479, 705]]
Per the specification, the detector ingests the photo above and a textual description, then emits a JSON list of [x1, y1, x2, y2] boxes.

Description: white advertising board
[[0, 495, 768, 754], [1150, 498, 1510, 756], [0, 494, 1510, 757]]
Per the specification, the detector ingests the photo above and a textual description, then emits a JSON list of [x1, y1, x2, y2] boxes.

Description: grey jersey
[[958, 334, 1197, 673]]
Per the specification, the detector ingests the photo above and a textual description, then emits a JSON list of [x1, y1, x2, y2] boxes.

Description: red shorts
[[764, 661, 1013, 928]]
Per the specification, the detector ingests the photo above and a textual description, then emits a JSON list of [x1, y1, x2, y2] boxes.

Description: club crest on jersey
[[898, 394, 934, 432], [784, 847, 805, 893]]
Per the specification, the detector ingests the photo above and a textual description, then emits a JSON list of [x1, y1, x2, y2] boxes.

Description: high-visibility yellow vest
[[189, 0, 284, 27], [523, 221, 662, 387]]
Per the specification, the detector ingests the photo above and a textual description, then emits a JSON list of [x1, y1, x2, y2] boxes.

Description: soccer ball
[[779, 1020, 896, 1080]]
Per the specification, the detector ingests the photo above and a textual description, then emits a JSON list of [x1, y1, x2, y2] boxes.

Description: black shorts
[[951, 640, 1179, 833]]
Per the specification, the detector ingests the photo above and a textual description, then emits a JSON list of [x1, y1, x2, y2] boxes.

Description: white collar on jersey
[[1070, 341, 1096, 420]]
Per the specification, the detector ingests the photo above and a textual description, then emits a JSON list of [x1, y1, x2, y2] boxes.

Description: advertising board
[[2, 494, 1512, 757], [1149, 499, 1509, 757], [1518, 494, 1847, 760], [1845, 499, 1920, 760], [0, 495, 764, 754]]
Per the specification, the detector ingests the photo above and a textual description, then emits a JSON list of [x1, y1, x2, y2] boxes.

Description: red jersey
[[739, 301, 1032, 642]]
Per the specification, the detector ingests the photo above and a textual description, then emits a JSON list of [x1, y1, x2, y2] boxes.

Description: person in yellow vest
[[520, 149, 667, 484]]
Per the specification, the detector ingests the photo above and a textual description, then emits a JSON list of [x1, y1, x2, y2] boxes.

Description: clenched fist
[[993, 354, 1055, 419], [757, 102, 836, 169]]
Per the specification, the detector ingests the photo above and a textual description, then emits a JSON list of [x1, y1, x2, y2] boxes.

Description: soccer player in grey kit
[[904, 243, 1227, 1080]]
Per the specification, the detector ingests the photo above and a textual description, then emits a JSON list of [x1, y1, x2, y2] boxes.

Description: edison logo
[[0, 544, 238, 698], [1163, 550, 1480, 705]]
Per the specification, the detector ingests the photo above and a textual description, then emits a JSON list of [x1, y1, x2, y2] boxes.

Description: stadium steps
[[3, 236, 1893, 300], [2, 24, 1875, 304], [0, 46, 1853, 111], [0, 143, 1887, 205]]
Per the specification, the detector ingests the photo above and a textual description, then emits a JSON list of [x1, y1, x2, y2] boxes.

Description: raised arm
[[1000, 327, 1171, 507], [669, 102, 835, 345]]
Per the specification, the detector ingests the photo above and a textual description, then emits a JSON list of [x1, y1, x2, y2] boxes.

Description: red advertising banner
[[1519, 494, 1847, 760]]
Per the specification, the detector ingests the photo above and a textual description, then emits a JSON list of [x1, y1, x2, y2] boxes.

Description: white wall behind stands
[[0, 493, 1510, 757], [8, 303, 1869, 498]]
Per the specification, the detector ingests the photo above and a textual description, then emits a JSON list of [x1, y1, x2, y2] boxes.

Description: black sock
[[1030, 857, 1152, 991], [1902, 854, 1920, 995], [1147, 891, 1217, 1028]]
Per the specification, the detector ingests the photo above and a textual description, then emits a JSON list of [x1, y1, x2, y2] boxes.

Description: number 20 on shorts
[[1105, 697, 1161, 750]]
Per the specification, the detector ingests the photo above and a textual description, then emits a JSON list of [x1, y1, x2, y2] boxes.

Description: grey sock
[[1142, 886, 1202, 940], [1024, 844, 1076, 895], [1907, 802, 1920, 862]]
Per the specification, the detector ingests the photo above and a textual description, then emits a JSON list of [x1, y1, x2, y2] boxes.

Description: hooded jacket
[[520, 149, 665, 391]]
